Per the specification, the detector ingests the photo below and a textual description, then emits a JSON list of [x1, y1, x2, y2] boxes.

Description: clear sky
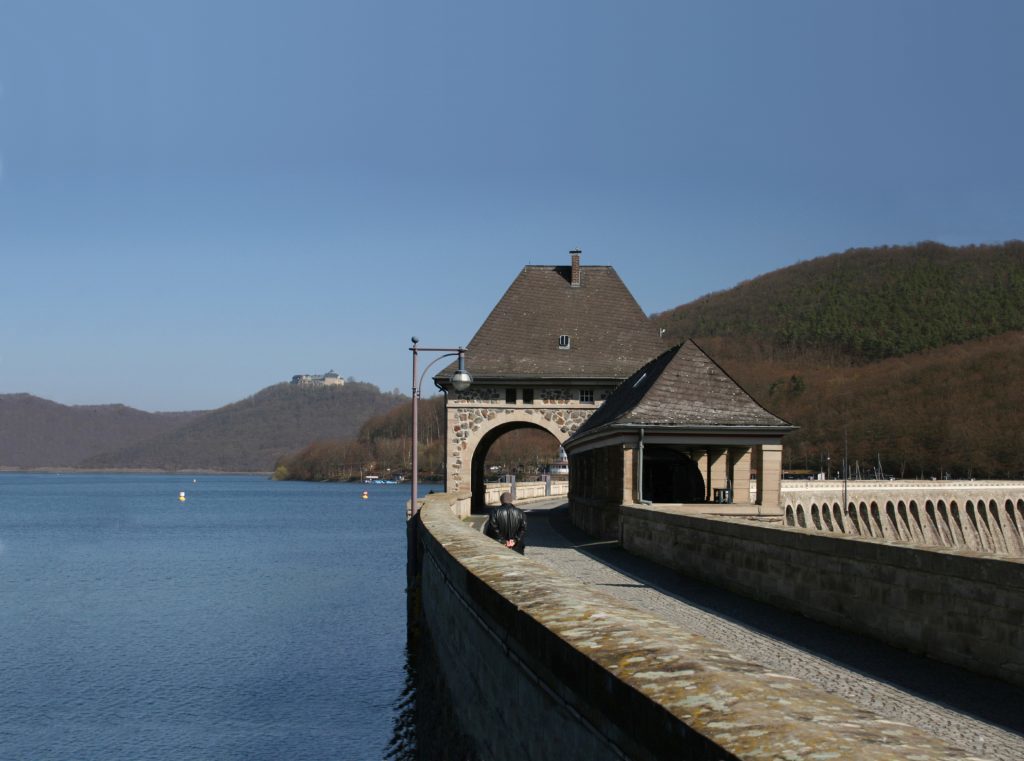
[[2, 1, 1021, 411]]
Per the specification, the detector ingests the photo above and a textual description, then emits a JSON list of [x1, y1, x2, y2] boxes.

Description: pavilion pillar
[[694, 450, 708, 496], [731, 447, 752, 504], [622, 446, 636, 504], [757, 444, 784, 512], [708, 448, 728, 501]]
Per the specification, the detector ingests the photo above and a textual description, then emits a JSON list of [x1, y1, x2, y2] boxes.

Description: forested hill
[[0, 394, 202, 468], [80, 382, 407, 472], [653, 241, 1024, 363], [650, 241, 1024, 478]]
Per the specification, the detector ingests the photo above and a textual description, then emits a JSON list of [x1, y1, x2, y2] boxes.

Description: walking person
[[486, 492, 527, 554]]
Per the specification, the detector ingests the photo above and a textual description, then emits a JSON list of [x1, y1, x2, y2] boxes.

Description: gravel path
[[515, 501, 1024, 761]]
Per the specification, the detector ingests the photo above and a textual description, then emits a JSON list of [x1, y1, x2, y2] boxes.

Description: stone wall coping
[[621, 504, 1024, 590], [782, 479, 1024, 493], [418, 495, 982, 760]]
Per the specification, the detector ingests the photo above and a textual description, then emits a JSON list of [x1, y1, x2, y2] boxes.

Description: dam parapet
[[410, 493, 986, 760]]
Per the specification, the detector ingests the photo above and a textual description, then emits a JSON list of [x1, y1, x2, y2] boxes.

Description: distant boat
[[363, 475, 400, 484]]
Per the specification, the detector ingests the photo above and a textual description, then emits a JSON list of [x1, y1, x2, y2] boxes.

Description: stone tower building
[[435, 251, 665, 508]]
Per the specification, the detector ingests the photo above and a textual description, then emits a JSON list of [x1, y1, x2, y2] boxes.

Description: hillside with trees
[[0, 394, 203, 468], [654, 241, 1024, 363], [654, 241, 1024, 478], [81, 382, 407, 472], [273, 396, 445, 481], [273, 396, 560, 482]]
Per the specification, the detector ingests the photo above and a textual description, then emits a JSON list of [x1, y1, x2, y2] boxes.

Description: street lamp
[[409, 337, 472, 515]]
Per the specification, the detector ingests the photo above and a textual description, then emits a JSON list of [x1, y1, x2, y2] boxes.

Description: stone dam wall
[[412, 493, 983, 760], [620, 504, 1024, 689]]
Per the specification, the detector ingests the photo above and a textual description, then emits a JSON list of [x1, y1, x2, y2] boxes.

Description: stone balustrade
[[780, 480, 1024, 558]]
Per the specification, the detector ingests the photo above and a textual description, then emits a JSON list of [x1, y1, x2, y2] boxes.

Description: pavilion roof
[[567, 341, 796, 443]]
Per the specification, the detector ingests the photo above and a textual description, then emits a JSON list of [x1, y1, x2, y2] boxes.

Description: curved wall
[[412, 493, 975, 760]]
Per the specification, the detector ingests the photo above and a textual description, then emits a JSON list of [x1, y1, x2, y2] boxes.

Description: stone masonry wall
[[620, 504, 1024, 688], [446, 394, 595, 493], [569, 447, 624, 539]]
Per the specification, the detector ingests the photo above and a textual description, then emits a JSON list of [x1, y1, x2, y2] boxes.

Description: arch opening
[[641, 446, 706, 504], [469, 422, 562, 513], [821, 503, 834, 532], [832, 503, 845, 533], [926, 501, 949, 546]]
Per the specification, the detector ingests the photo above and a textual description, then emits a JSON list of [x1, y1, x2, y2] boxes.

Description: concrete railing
[[621, 504, 1024, 689], [411, 493, 979, 760], [780, 480, 1024, 558], [482, 479, 568, 505], [781, 479, 1024, 494]]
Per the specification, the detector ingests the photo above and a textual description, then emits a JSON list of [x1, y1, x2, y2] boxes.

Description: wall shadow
[[385, 615, 481, 760]]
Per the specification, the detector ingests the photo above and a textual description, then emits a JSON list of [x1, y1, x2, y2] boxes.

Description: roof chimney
[[570, 249, 582, 288]]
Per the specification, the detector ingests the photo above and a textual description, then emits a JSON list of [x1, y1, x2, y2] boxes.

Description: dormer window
[[558, 335, 570, 349]]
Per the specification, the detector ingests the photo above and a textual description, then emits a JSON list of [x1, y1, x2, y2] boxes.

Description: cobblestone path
[[516, 501, 1024, 761]]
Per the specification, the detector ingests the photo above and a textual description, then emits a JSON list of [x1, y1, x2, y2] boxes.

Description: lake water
[[0, 473, 417, 760]]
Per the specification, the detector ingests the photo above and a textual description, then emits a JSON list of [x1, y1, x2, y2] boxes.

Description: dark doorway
[[642, 447, 705, 503]]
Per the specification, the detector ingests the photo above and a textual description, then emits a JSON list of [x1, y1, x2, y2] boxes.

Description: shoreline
[[0, 467, 273, 476]]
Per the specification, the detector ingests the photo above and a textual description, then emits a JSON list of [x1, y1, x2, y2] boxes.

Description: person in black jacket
[[486, 492, 527, 554]]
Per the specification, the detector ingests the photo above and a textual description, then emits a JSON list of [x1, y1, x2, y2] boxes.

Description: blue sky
[[2, 1, 1021, 411]]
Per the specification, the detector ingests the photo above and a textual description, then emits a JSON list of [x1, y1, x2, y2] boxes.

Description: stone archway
[[468, 420, 564, 511], [446, 399, 594, 500]]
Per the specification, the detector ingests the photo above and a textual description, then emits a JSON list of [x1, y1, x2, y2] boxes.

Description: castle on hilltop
[[290, 370, 344, 387]]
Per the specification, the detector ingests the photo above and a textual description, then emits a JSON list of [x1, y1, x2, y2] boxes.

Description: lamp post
[[409, 337, 472, 515]]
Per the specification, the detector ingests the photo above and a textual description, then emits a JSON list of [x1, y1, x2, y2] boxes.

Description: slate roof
[[568, 341, 796, 442], [438, 264, 665, 383]]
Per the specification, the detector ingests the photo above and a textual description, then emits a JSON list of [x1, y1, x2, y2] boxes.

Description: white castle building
[[290, 370, 344, 387]]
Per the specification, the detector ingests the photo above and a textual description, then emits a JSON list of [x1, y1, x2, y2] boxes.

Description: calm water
[[0, 473, 416, 760]]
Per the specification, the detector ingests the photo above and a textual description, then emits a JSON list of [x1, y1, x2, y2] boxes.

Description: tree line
[[666, 241, 1024, 478], [273, 396, 562, 482]]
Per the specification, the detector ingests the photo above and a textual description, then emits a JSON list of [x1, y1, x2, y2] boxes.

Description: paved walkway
[[503, 500, 1024, 761]]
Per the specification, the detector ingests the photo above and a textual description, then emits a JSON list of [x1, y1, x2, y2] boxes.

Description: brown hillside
[[706, 332, 1024, 478], [82, 381, 406, 472], [0, 394, 203, 468]]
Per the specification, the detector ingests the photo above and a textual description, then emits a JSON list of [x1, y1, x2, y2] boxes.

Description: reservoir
[[0, 473, 413, 760]]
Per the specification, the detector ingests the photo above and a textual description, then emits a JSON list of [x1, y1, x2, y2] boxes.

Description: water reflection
[[386, 625, 481, 761], [384, 641, 416, 761]]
